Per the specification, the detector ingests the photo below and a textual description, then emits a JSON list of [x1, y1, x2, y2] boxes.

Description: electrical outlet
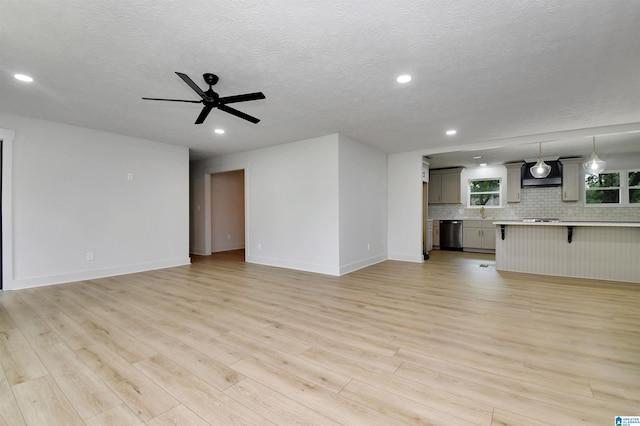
[[257, 243, 262, 251], [226, 234, 231, 240], [127, 172, 133, 181], [86, 252, 95, 261], [367, 244, 371, 251]]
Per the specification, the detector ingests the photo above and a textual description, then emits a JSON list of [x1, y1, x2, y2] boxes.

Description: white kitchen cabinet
[[463, 220, 496, 252], [561, 158, 581, 201], [428, 173, 442, 203], [505, 162, 523, 203], [429, 168, 462, 204]]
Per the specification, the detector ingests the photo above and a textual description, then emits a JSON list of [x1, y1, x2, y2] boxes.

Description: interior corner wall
[[210, 170, 245, 253], [191, 134, 341, 275], [338, 135, 387, 274], [387, 150, 424, 262], [0, 113, 191, 290]]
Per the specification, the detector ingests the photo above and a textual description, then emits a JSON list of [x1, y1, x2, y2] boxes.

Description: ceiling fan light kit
[[530, 142, 552, 179], [583, 136, 606, 175], [142, 72, 265, 124]]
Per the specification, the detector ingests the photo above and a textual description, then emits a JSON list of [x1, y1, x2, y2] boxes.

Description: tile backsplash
[[428, 186, 640, 221]]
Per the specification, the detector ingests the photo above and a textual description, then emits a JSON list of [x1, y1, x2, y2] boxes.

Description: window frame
[[629, 169, 640, 204], [584, 169, 640, 207], [467, 177, 502, 208]]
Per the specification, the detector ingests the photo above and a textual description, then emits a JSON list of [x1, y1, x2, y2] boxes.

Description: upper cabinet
[[505, 162, 523, 203], [561, 157, 582, 201], [429, 168, 462, 204]]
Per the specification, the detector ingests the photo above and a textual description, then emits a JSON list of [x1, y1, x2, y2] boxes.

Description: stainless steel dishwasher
[[440, 220, 463, 251]]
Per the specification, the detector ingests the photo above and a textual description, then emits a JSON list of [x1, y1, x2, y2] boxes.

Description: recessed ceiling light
[[473, 156, 482, 160], [14, 73, 34, 83], [396, 74, 411, 84], [214, 128, 225, 134], [479, 163, 488, 167], [446, 129, 457, 136]]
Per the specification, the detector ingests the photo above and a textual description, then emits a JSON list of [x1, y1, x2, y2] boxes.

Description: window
[[585, 172, 620, 204], [468, 178, 501, 207], [585, 170, 640, 206], [629, 171, 640, 204]]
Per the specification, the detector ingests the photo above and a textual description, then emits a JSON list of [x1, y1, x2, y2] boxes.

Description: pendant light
[[530, 142, 551, 178], [583, 136, 606, 175]]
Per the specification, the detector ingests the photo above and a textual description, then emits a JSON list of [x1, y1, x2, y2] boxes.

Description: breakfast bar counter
[[493, 221, 640, 283]]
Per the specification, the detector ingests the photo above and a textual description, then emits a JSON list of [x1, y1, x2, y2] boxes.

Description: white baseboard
[[5, 257, 192, 290], [339, 254, 387, 275], [245, 255, 340, 276], [387, 252, 424, 262]]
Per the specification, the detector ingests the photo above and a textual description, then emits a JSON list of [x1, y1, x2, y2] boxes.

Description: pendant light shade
[[530, 142, 551, 178], [583, 136, 606, 175]]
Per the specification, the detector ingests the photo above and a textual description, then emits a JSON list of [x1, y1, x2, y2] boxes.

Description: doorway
[[210, 170, 245, 254]]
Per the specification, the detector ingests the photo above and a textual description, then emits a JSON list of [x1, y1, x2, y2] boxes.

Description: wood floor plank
[[33, 342, 122, 420], [0, 327, 48, 386], [136, 330, 244, 391], [0, 363, 26, 426], [0, 300, 17, 331], [147, 404, 210, 426], [76, 343, 178, 422], [339, 378, 485, 425], [17, 290, 101, 350], [12, 375, 84, 426], [83, 403, 145, 426], [0, 249, 637, 424], [146, 316, 246, 366], [214, 330, 351, 393], [490, 408, 551, 426], [395, 358, 609, 425], [394, 346, 593, 399], [1, 292, 62, 349], [224, 378, 342, 426], [396, 347, 638, 420], [133, 353, 274, 426], [230, 356, 406, 426]]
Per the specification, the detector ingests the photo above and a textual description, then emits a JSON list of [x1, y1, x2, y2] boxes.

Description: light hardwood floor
[[1, 250, 639, 425]]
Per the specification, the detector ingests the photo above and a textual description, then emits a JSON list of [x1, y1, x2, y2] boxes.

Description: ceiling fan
[[142, 72, 265, 124]]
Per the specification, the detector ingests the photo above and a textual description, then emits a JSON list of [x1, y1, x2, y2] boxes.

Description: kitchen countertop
[[493, 220, 640, 227]]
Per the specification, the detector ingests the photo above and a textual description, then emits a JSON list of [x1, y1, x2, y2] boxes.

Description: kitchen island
[[493, 221, 640, 283]]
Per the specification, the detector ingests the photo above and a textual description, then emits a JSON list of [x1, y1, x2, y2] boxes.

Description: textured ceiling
[[1, 1, 639, 162]]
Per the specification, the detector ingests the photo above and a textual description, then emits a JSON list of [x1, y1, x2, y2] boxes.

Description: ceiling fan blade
[[219, 92, 266, 104], [142, 97, 202, 103], [218, 104, 260, 124], [195, 104, 214, 124], [175, 72, 210, 101]]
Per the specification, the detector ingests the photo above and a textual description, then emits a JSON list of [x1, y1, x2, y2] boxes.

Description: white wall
[[191, 133, 390, 276], [1, 127, 15, 290], [189, 170, 206, 255], [211, 170, 245, 252], [192, 134, 341, 275], [387, 150, 424, 262], [0, 113, 190, 290], [338, 134, 387, 274]]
